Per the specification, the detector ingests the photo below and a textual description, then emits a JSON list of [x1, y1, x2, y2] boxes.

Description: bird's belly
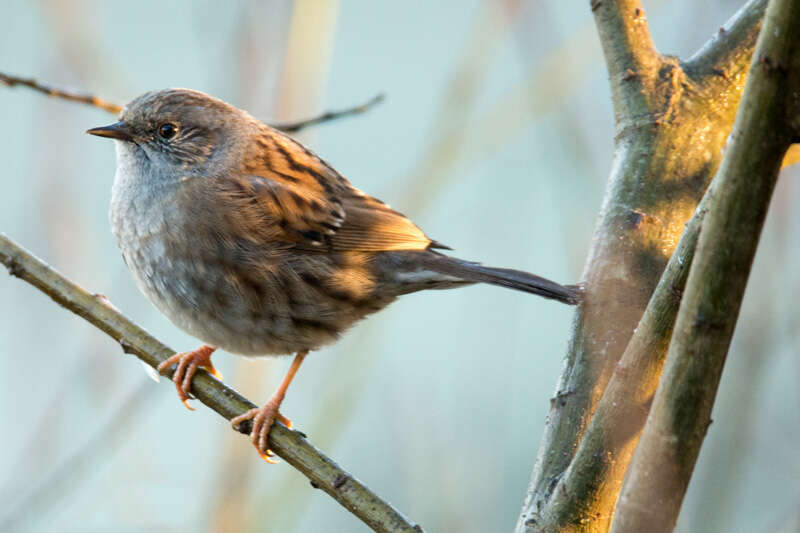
[[117, 231, 388, 356]]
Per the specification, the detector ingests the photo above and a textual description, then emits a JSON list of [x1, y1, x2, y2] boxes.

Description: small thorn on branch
[[5, 257, 24, 278], [550, 389, 575, 408], [333, 473, 350, 490], [119, 338, 135, 355]]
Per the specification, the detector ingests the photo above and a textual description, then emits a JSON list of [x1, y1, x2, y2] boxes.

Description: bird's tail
[[419, 253, 582, 305]]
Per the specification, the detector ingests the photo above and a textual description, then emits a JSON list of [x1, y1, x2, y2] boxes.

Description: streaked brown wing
[[222, 128, 443, 252]]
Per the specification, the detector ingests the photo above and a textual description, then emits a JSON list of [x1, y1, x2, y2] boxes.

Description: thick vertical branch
[[517, 1, 768, 531], [520, 8, 668, 524], [535, 192, 710, 531], [612, 0, 800, 530]]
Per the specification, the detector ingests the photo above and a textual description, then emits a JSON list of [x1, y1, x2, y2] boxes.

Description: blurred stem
[[0, 234, 423, 533], [0, 379, 152, 531], [611, 0, 800, 529], [517, 1, 767, 531], [591, 0, 660, 123], [396, 0, 516, 216]]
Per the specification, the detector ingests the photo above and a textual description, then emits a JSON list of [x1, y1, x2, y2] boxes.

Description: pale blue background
[[1, 1, 798, 532]]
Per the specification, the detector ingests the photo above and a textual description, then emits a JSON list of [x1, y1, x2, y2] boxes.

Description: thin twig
[[271, 93, 385, 133], [0, 72, 123, 114], [0, 233, 423, 533], [0, 71, 383, 133], [612, 0, 799, 529]]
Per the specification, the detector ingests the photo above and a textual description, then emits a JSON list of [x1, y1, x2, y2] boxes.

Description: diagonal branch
[[612, 0, 800, 530], [684, 0, 767, 88], [0, 71, 383, 134], [0, 233, 423, 533]]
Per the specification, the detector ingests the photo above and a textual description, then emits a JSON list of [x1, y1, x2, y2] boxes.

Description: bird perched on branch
[[88, 88, 580, 460]]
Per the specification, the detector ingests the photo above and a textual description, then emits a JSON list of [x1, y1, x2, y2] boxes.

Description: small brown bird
[[87, 89, 580, 460]]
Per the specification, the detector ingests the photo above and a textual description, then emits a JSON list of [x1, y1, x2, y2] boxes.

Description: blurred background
[[0, 1, 797, 531]]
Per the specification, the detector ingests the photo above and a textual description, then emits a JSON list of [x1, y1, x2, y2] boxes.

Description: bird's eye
[[158, 123, 178, 140]]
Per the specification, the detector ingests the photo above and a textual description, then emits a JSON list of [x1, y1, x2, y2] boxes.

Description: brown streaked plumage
[[87, 88, 581, 460]]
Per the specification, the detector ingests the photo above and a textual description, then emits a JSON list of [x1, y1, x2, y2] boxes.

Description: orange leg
[[157, 345, 223, 410], [231, 350, 308, 462]]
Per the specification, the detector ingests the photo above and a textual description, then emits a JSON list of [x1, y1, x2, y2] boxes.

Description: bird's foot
[[231, 396, 292, 463], [157, 345, 222, 410]]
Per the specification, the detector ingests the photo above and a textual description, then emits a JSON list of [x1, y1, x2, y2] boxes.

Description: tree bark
[[611, 0, 800, 529], [517, 1, 768, 531]]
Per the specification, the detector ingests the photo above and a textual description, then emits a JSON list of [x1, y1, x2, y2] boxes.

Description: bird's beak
[[86, 121, 134, 141]]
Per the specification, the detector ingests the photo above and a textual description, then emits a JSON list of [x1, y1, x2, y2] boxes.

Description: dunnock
[[87, 89, 580, 460]]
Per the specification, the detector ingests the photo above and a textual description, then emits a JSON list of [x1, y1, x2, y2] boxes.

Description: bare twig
[[0, 72, 123, 114], [612, 0, 800, 529], [0, 71, 383, 133], [0, 233, 423, 533], [271, 93, 385, 133]]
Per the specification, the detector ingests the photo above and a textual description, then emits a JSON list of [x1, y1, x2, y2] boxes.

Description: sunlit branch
[[612, 0, 799, 529], [516, 1, 769, 531], [684, 0, 767, 88], [0, 72, 123, 114], [531, 183, 711, 530]]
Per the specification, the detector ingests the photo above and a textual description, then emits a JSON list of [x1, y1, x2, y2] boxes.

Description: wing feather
[[220, 128, 444, 252]]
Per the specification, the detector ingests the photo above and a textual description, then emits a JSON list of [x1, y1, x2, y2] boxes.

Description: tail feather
[[420, 254, 581, 305]]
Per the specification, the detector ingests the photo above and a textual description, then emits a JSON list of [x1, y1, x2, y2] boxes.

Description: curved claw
[[231, 403, 290, 461], [205, 365, 224, 380], [260, 450, 280, 464], [157, 345, 218, 410], [229, 350, 307, 461], [276, 413, 292, 428]]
